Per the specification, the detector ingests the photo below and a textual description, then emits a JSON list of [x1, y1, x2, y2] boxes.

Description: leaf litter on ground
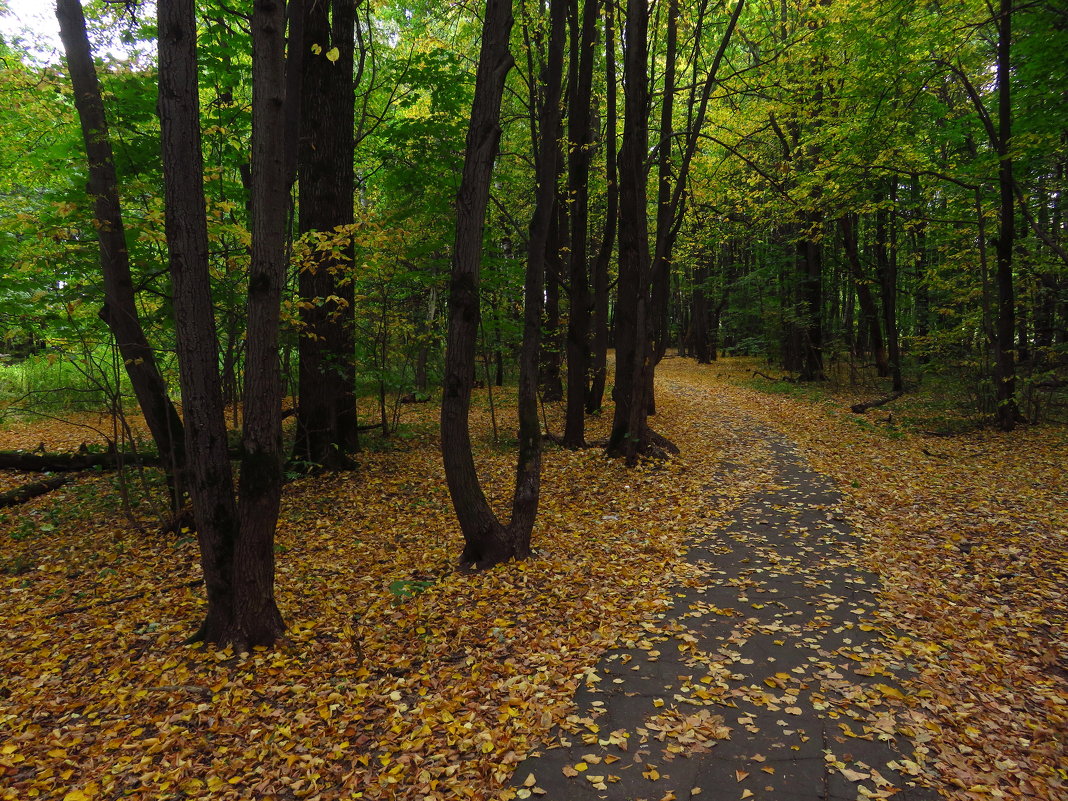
[[0, 357, 1064, 800]]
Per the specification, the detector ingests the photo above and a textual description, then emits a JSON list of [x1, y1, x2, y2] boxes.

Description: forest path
[[511, 380, 941, 801]]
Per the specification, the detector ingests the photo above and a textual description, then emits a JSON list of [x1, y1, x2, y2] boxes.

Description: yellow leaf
[[874, 684, 905, 700], [326, 46, 340, 62]]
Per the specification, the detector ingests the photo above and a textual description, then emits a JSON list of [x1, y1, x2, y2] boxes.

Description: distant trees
[[674, 0, 1066, 423]]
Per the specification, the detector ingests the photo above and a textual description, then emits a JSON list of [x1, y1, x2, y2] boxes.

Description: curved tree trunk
[[56, 0, 186, 500], [441, 0, 563, 569]]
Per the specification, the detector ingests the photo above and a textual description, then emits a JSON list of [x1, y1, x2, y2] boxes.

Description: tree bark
[[994, 0, 1019, 430], [606, 0, 653, 465], [55, 0, 186, 496], [840, 214, 889, 375], [292, 0, 359, 469], [159, 0, 287, 650], [796, 215, 825, 381], [441, 0, 560, 568], [159, 0, 246, 647], [233, 0, 291, 647], [874, 188, 903, 392], [0, 476, 71, 509], [585, 1, 617, 415], [562, 0, 599, 447]]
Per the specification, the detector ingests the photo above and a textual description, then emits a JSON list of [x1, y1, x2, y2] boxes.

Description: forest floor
[[0, 357, 1064, 801]]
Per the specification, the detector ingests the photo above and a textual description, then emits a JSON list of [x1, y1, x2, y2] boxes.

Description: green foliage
[[388, 578, 434, 603]]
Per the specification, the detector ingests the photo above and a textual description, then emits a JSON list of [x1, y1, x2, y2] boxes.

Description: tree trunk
[[840, 214, 888, 373], [648, 0, 679, 373], [159, 0, 267, 650], [162, 0, 292, 648], [292, 0, 359, 469], [796, 217, 824, 381], [229, 0, 291, 647], [539, 189, 565, 402], [562, 0, 599, 448], [691, 263, 711, 364], [441, 0, 560, 569], [994, 0, 1019, 430], [874, 188, 903, 392], [606, 0, 653, 465], [585, 1, 617, 415], [55, 0, 186, 498]]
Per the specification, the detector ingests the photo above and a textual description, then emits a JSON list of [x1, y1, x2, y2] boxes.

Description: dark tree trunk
[[292, 0, 359, 469], [539, 190, 565, 403], [910, 175, 930, 362], [585, 1, 617, 415], [796, 217, 824, 381], [606, 0, 653, 465], [230, 0, 292, 647], [562, 0, 599, 447], [690, 263, 711, 364], [441, 0, 561, 569], [994, 0, 1019, 430], [649, 0, 679, 373], [55, 0, 186, 498], [647, 0, 743, 401], [159, 0, 287, 650], [874, 188, 903, 392], [840, 214, 888, 374]]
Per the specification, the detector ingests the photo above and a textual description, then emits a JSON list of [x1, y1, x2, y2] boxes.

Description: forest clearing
[[1, 358, 1065, 800]]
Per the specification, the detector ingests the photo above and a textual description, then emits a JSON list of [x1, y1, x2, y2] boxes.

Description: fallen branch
[[752, 370, 795, 383], [0, 449, 164, 472], [851, 391, 903, 414], [0, 475, 71, 508], [47, 578, 204, 619]]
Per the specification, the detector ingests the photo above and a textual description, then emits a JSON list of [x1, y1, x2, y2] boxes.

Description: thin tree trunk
[[540, 188, 565, 402], [562, 0, 599, 447], [159, 0, 243, 647], [691, 262, 710, 363], [55, 0, 186, 498], [585, 1, 616, 415], [441, 0, 561, 569], [874, 196, 903, 392], [995, 0, 1019, 429], [649, 0, 679, 373]]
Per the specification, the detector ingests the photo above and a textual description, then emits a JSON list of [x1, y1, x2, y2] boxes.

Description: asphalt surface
[[510, 428, 941, 801]]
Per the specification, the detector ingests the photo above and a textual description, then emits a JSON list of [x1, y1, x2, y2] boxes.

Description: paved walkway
[[511, 425, 940, 801]]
